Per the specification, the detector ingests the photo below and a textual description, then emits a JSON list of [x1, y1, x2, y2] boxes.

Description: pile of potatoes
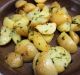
[[0, 0, 80, 75]]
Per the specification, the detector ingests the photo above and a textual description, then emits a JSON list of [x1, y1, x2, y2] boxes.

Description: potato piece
[[37, 3, 45, 9], [33, 52, 58, 75], [33, 31, 50, 51], [14, 17, 29, 37], [57, 22, 71, 32], [72, 15, 80, 24], [3, 17, 15, 29], [49, 46, 71, 73], [23, 3, 36, 13], [15, 40, 38, 62], [10, 14, 22, 22], [15, 0, 27, 8], [30, 6, 50, 27], [11, 31, 21, 44], [57, 32, 78, 53], [50, 7, 72, 25], [0, 26, 12, 46], [69, 31, 79, 44], [19, 10, 26, 16], [35, 23, 56, 34], [42, 34, 54, 43], [34, 0, 47, 3], [71, 24, 80, 31], [6, 52, 23, 68], [50, 1, 60, 13]]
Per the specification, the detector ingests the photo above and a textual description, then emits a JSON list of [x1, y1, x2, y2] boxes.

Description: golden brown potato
[[70, 24, 80, 31], [15, 40, 38, 62], [23, 3, 36, 13], [33, 52, 58, 75], [6, 52, 23, 68], [57, 32, 78, 53], [57, 22, 71, 32], [37, 3, 45, 9], [33, 31, 50, 52], [69, 31, 79, 44], [15, 0, 27, 8], [50, 7, 72, 25], [34, 0, 47, 3]]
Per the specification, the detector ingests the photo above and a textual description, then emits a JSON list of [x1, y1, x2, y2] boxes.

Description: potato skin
[[6, 52, 23, 68], [69, 31, 79, 45], [33, 52, 58, 75], [15, 40, 38, 62], [33, 31, 50, 52], [57, 32, 78, 53]]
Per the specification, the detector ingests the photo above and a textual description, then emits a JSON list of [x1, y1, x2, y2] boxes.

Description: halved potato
[[57, 32, 78, 53], [23, 3, 36, 13], [50, 7, 72, 25], [34, 0, 47, 3], [49, 46, 71, 73], [69, 31, 79, 44], [15, 0, 27, 8], [35, 23, 56, 34], [6, 52, 23, 68], [42, 34, 54, 43], [11, 31, 21, 44], [33, 52, 58, 75], [3, 17, 15, 29], [57, 22, 71, 32], [0, 26, 12, 46], [14, 16, 29, 37], [33, 31, 50, 51], [15, 40, 38, 62]]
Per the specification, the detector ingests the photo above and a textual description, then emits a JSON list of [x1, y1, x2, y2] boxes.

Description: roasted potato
[[11, 31, 21, 44], [15, 0, 27, 8], [37, 3, 45, 9], [50, 7, 72, 25], [23, 3, 36, 13], [6, 52, 23, 68], [72, 15, 80, 25], [15, 40, 38, 62], [35, 23, 56, 34], [14, 16, 29, 37], [57, 22, 71, 32], [71, 24, 80, 31], [33, 52, 58, 75], [34, 0, 47, 3], [57, 32, 78, 53], [3, 17, 15, 29], [0, 26, 12, 46], [33, 31, 50, 51], [42, 34, 54, 43], [49, 46, 71, 73], [69, 31, 79, 44]]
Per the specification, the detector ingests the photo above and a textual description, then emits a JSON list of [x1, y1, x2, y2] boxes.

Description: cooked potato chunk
[[15, 0, 27, 8], [72, 15, 80, 25], [23, 3, 36, 13], [33, 52, 58, 75], [6, 52, 23, 68], [37, 3, 45, 9], [35, 23, 56, 34], [15, 40, 38, 62], [49, 46, 71, 73], [3, 17, 15, 29], [69, 31, 79, 44], [0, 26, 12, 46], [14, 16, 29, 37], [71, 24, 80, 31], [33, 31, 50, 51], [11, 31, 21, 44], [34, 0, 47, 3], [57, 32, 78, 53], [50, 7, 72, 25], [57, 22, 71, 32], [42, 34, 54, 43]]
